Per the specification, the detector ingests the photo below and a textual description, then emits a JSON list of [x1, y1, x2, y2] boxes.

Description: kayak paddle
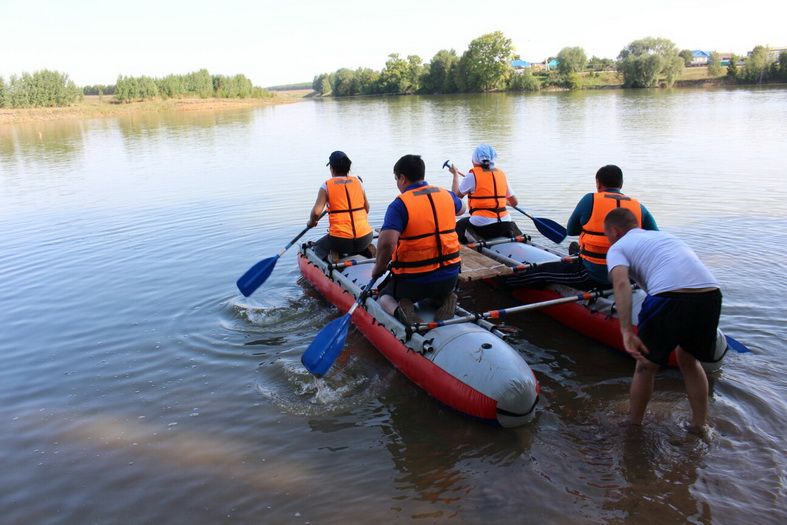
[[236, 210, 327, 297], [724, 334, 752, 353], [510, 205, 567, 244], [301, 274, 382, 377]]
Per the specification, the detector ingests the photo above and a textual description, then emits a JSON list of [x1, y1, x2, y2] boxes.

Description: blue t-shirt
[[381, 181, 463, 283], [566, 189, 658, 283]]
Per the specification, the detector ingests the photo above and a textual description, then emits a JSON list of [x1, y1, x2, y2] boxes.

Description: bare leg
[[379, 294, 398, 316], [629, 359, 659, 425], [675, 346, 709, 430]]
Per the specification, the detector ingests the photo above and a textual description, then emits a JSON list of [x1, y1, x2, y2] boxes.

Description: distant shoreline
[[0, 90, 312, 124]]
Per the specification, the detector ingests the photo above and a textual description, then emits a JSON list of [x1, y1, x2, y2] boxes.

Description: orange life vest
[[325, 176, 372, 239], [391, 185, 461, 275], [579, 192, 643, 264], [467, 166, 509, 221]]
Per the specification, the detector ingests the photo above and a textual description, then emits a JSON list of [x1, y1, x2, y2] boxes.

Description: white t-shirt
[[459, 170, 514, 226], [606, 228, 719, 295]]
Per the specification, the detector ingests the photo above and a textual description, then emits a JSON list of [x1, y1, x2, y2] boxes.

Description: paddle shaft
[[327, 258, 376, 270], [414, 289, 613, 330], [280, 210, 328, 256]]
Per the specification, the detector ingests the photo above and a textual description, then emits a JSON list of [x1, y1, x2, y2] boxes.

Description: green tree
[[458, 31, 514, 92], [744, 45, 772, 83], [557, 46, 587, 75], [332, 68, 357, 96], [617, 37, 684, 88], [422, 49, 460, 93], [0, 77, 6, 108], [779, 51, 787, 80], [679, 49, 694, 67], [354, 67, 381, 95], [727, 54, 738, 80], [588, 56, 614, 71], [378, 53, 423, 94], [707, 52, 722, 76]]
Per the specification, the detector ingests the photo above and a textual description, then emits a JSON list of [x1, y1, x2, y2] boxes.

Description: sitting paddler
[[604, 207, 722, 433], [307, 150, 376, 263], [371, 154, 466, 324], [506, 164, 658, 291], [448, 144, 522, 243]]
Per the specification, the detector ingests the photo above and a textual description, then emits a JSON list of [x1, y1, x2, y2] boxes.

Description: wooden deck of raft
[[458, 245, 514, 282]]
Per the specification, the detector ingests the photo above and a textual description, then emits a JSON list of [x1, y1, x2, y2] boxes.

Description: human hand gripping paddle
[[236, 210, 327, 297], [301, 274, 386, 377], [442, 160, 567, 244]]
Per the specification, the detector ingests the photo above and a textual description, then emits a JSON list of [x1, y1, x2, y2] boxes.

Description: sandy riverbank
[[0, 90, 313, 124]]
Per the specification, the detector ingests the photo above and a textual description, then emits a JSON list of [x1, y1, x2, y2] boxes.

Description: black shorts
[[313, 232, 373, 259], [456, 217, 522, 244], [379, 274, 457, 304], [637, 289, 722, 365]]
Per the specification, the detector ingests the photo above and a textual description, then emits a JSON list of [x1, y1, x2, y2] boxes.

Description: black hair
[[604, 207, 639, 230], [331, 157, 352, 175], [596, 164, 623, 188], [480, 159, 491, 170], [393, 154, 425, 182]]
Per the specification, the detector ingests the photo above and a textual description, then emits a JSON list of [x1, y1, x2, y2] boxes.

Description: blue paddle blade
[[236, 255, 279, 297], [302, 314, 352, 376], [533, 217, 567, 244], [724, 334, 751, 353]]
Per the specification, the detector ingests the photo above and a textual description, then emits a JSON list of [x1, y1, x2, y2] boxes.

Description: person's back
[[606, 228, 719, 295], [450, 144, 521, 243], [307, 151, 374, 261], [372, 154, 465, 323]]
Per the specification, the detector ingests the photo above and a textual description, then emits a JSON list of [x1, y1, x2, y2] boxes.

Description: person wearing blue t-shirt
[[371, 155, 466, 324]]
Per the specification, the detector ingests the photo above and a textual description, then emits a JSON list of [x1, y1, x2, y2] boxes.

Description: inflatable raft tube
[[297, 243, 540, 428]]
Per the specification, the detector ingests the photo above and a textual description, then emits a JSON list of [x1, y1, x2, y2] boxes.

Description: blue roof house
[[691, 50, 711, 66], [511, 59, 531, 69]]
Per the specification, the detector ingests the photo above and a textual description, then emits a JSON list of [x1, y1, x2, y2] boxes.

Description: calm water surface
[[1, 89, 785, 524]]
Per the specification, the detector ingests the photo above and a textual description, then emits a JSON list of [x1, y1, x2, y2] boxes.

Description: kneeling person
[[372, 154, 466, 323]]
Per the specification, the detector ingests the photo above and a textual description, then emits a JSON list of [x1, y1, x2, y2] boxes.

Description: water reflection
[[0, 119, 86, 168]]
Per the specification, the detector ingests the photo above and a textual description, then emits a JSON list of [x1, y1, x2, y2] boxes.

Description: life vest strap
[[391, 252, 461, 269], [328, 206, 366, 214], [400, 228, 456, 241]]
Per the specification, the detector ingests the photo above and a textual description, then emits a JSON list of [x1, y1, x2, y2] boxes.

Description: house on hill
[[511, 59, 531, 70], [691, 50, 711, 66]]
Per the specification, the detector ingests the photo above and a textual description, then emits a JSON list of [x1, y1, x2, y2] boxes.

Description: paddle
[[412, 288, 614, 331], [724, 334, 752, 353], [236, 210, 327, 297], [442, 160, 567, 244], [301, 275, 383, 377], [509, 205, 567, 244]]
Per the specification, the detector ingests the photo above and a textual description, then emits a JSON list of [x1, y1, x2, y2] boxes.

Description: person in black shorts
[[604, 208, 722, 433]]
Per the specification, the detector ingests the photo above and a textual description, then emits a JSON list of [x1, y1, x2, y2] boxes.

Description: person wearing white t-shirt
[[448, 144, 522, 243], [604, 207, 722, 433]]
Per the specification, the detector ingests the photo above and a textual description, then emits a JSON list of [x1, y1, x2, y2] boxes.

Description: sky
[[1, 0, 785, 87]]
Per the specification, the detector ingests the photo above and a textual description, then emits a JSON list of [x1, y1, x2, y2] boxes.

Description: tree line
[[0, 68, 273, 108], [0, 70, 82, 108], [114, 69, 272, 102], [313, 32, 787, 96]]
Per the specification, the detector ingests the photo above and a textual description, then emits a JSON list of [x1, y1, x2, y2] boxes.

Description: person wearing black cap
[[307, 151, 375, 262]]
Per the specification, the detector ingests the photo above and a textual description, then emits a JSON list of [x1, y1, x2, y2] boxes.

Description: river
[[1, 88, 785, 524]]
